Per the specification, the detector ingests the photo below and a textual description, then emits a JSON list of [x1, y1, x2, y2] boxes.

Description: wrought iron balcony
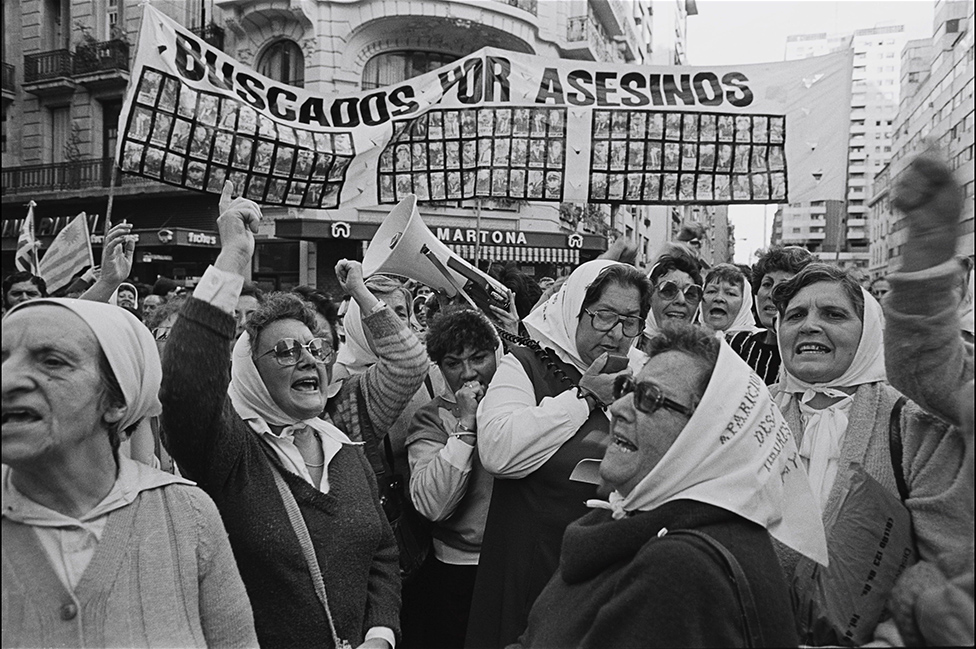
[[566, 15, 619, 63], [191, 23, 226, 51], [73, 39, 129, 76], [1, 158, 157, 197], [24, 49, 74, 83]]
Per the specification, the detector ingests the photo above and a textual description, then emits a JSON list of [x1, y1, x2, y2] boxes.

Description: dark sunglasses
[[259, 338, 335, 366], [613, 375, 696, 417], [656, 280, 703, 303], [583, 309, 645, 337]]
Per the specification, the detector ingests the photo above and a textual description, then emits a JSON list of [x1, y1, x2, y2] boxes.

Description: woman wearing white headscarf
[[512, 325, 826, 648], [638, 243, 704, 348], [771, 263, 971, 646], [466, 260, 652, 649], [2, 299, 256, 648], [700, 263, 762, 335], [161, 185, 428, 649]]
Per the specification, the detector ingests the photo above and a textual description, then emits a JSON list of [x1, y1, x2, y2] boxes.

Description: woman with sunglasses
[[466, 260, 651, 649], [160, 183, 429, 649], [638, 245, 703, 353], [512, 324, 827, 648]]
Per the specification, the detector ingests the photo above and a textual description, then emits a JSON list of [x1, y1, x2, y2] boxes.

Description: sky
[[684, 0, 936, 263]]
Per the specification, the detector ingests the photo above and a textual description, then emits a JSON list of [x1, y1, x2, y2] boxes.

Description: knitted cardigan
[[512, 501, 799, 649], [1, 484, 257, 648], [160, 298, 428, 648]]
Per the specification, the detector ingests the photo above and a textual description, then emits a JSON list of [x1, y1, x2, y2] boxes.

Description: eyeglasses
[[656, 280, 703, 303], [259, 338, 335, 366], [583, 309, 645, 337], [613, 375, 696, 417]]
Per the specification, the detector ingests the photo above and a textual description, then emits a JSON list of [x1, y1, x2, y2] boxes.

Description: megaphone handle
[[421, 246, 479, 310]]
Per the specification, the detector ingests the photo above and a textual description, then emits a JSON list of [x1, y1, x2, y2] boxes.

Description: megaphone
[[362, 195, 512, 315]]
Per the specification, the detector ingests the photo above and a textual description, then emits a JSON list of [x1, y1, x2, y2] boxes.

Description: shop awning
[[447, 244, 579, 265]]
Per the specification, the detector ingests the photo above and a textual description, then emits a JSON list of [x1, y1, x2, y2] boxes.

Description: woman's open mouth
[[291, 377, 320, 392]]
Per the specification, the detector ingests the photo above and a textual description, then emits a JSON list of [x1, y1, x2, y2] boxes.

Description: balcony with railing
[[491, 0, 537, 15], [23, 49, 77, 96], [72, 40, 130, 91], [1, 158, 163, 198], [191, 23, 226, 51], [565, 13, 620, 63], [2, 62, 14, 103]]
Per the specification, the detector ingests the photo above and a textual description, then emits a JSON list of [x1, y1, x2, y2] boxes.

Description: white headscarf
[[522, 260, 643, 373], [775, 286, 887, 510], [589, 340, 828, 565], [725, 277, 762, 334], [334, 298, 375, 375], [8, 298, 161, 433], [109, 282, 138, 308], [229, 331, 352, 445]]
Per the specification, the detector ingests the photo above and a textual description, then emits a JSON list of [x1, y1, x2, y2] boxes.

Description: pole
[[104, 158, 118, 236], [473, 197, 483, 270]]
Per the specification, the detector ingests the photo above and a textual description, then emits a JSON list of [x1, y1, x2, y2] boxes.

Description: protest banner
[[117, 5, 852, 210]]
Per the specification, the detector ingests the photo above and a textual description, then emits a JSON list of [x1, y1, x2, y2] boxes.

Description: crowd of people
[[2, 147, 973, 649]]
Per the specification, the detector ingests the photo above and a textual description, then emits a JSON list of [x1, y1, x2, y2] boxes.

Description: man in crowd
[[2, 272, 47, 311]]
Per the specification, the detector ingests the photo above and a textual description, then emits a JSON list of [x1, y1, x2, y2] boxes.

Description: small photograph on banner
[[119, 67, 356, 208], [376, 107, 569, 204], [586, 109, 788, 204]]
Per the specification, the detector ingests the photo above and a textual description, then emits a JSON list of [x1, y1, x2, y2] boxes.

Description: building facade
[[773, 24, 909, 272], [875, 0, 974, 274]]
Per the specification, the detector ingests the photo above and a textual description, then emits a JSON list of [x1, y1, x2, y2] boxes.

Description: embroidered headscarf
[[229, 331, 353, 446], [522, 260, 644, 373], [8, 298, 161, 433], [589, 340, 828, 565], [776, 286, 887, 509]]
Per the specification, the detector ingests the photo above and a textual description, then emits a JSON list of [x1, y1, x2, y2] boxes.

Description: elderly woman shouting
[[161, 183, 429, 649], [512, 325, 826, 648], [466, 260, 651, 649], [771, 263, 971, 645], [2, 299, 256, 647]]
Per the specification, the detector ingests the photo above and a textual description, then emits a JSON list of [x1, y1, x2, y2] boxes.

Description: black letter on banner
[[693, 72, 724, 106], [360, 91, 390, 126], [723, 72, 753, 107], [389, 85, 419, 116], [595, 72, 619, 106], [299, 97, 331, 127], [204, 49, 234, 90], [332, 97, 360, 128], [648, 74, 664, 106], [438, 65, 464, 94], [535, 68, 565, 104], [458, 59, 483, 104], [175, 33, 205, 81], [236, 72, 266, 110], [566, 70, 594, 106], [486, 56, 511, 102], [268, 87, 297, 121], [662, 74, 695, 105], [620, 73, 649, 107]]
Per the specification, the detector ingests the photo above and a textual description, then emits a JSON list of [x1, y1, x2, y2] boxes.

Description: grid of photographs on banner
[[119, 68, 355, 208], [377, 107, 568, 204], [588, 110, 787, 203]]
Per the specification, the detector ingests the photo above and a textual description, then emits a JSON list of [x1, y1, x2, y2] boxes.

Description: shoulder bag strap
[[667, 529, 765, 648], [269, 466, 351, 649], [888, 396, 909, 502]]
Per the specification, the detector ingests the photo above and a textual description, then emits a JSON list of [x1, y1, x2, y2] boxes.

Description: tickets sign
[[117, 5, 853, 209]]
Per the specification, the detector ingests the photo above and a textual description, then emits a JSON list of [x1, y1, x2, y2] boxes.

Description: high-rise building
[[872, 0, 974, 274], [773, 24, 908, 271], [2, 0, 708, 290]]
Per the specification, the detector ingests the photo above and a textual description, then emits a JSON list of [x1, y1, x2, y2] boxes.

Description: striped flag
[[15, 201, 39, 274], [39, 212, 94, 293]]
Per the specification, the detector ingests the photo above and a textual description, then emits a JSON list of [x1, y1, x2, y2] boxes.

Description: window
[[362, 51, 458, 90], [258, 40, 304, 88], [49, 105, 70, 164], [946, 19, 960, 33], [102, 99, 121, 158]]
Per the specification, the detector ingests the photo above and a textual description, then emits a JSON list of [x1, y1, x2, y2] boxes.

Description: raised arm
[[80, 221, 135, 302]]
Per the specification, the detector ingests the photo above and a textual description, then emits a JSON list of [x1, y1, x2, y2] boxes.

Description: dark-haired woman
[[465, 260, 652, 649], [638, 244, 703, 354], [161, 185, 429, 649], [405, 308, 502, 648]]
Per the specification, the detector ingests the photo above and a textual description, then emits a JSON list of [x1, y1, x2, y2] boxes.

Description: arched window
[[362, 50, 458, 90], [258, 40, 304, 88]]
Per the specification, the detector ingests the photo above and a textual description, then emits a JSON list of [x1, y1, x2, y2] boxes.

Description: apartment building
[[773, 24, 908, 271]]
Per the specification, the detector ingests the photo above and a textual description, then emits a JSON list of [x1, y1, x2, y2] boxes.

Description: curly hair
[[3, 272, 47, 307], [425, 306, 499, 365], [752, 245, 815, 288], [641, 323, 720, 398], [292, 285, 340, 351], [772, 263, 865, 321], [648, 244, 703, 287], [245, 292, 320, 359], [581, 264, 653, 319]]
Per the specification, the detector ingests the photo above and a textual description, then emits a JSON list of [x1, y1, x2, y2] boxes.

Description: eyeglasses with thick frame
[[656, 280, 703, 303], [258, 337, 335, 366], [613, 375, 696, 417], [582, 309, 645, 338]]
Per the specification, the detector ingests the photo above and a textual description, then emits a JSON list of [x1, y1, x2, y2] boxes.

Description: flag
[[15, 201, 39, 274], [38, 212, 94, 293]]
